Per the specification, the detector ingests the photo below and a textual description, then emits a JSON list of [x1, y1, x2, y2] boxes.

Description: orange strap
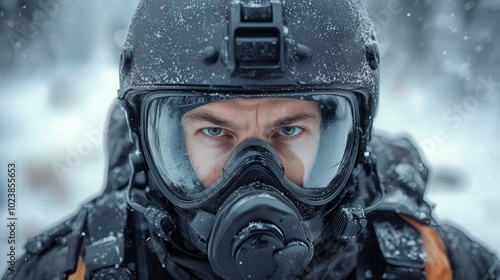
[[400, 215, 452, 280], [68, 256, 86, 280]]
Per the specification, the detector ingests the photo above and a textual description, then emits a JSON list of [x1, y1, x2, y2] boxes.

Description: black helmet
[[119, 0, 379, 278], [119, 0, 379, 130]]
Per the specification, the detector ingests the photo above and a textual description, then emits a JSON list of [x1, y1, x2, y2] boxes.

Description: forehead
[[186, 97, 320, 113]]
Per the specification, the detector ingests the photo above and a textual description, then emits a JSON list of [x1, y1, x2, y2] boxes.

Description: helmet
[[118, 0, 379, 278]]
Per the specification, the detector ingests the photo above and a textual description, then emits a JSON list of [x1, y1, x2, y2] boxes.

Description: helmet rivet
[[294, 44, 312, 63], [201, 46, 219, 65]]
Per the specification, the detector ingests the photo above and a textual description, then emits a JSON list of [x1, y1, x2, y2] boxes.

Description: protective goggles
[[140, 90, 360, 208]]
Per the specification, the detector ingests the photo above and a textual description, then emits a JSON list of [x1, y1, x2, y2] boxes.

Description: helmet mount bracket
[[225, 0, 287, 78]]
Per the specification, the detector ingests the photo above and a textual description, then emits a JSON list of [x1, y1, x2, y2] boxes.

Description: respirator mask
[[119, 0, 378, 277], [136, 90, 365, 279]]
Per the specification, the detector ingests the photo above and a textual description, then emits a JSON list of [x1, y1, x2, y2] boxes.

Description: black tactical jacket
[[3, 104, 499, 280]]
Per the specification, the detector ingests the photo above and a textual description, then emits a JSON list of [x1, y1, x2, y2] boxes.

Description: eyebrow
[[271, 114, 321, 128], [183, 111, 320, 129], [182, 111, 237, 130]]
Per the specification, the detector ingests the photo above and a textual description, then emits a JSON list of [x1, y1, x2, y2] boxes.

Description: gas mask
[[119, 0, 379, 277], [131, 91, 365, 279]]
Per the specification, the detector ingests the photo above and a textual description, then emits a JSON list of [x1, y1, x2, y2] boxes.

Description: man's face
[[181, 98, 322, 188]]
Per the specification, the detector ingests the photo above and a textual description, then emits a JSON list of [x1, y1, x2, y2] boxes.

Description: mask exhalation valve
[[207, 189, 314, 279]]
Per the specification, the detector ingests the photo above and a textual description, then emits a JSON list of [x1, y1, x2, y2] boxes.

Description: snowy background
[[0, 0, 499, 274]]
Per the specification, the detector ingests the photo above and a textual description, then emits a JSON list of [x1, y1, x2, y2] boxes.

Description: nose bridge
[[227, 138, 283, 166], [221, 137, 284, 183], [238, 128, 270, 144]]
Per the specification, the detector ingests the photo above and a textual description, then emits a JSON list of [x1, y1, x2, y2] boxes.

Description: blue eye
[[278, 126, 303, 136], [201, 127, 226, 137]]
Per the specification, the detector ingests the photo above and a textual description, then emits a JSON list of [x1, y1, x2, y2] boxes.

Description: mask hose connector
[[144, 206, 176, 240]]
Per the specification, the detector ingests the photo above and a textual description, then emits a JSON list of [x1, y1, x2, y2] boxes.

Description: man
[[4, 0, 500, 279]]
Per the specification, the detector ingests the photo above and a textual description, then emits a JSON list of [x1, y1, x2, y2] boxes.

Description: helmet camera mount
[[225, 0, 288, 78]]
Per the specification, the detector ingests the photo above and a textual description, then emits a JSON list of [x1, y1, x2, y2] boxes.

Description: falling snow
[[0, 0, 498, 275]]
